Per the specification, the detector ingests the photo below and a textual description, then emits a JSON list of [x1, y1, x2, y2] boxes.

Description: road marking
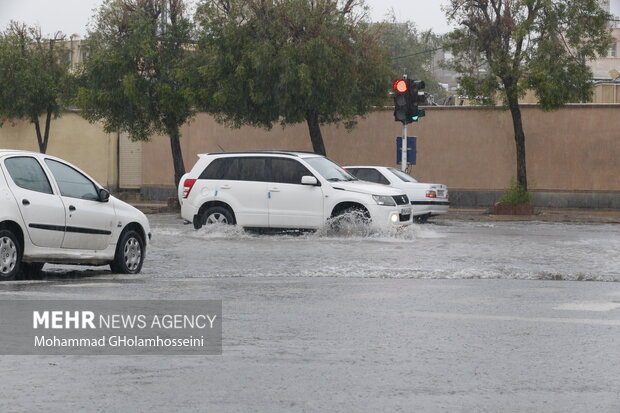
[[403, 311, 620, 326], [553, 302, 620, 312]]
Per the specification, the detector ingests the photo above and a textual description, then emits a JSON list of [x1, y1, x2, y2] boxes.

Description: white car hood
[[330, 180, 405, 196]]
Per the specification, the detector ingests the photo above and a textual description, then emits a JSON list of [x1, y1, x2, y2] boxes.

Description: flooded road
[[139, 214, 619, 281], [0, 215, 619, 412]]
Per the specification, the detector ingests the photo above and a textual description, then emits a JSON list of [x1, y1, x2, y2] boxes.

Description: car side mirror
[[301, 176, 319, 186], [98, 188, 110, 202]]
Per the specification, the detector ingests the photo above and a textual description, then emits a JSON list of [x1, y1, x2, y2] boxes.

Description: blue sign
[[396, 137, 416, 165]]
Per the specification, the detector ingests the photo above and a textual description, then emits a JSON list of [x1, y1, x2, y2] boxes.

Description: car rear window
[[352, 168, 390, 185], [4, 156, 53, 194]]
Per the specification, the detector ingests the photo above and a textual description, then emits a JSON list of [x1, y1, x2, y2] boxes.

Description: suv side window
[[44, 159, 99, 201], [199, 157, 267, 182], [238, 157, 267, 182], [354, 168, 390, 185], [200, 158, 235, 180], [4, 157, 53, 194], [270, 158, 312, 184]]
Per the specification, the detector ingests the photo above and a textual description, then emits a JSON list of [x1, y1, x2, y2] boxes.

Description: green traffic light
[[411, 108, 426, 122]]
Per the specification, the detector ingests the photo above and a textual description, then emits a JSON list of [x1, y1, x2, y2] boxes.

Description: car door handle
[[69, 205, 76, 212], [269, 187, 280, 192], [22, 199, 30, 206], [220, 185, 231, 189]]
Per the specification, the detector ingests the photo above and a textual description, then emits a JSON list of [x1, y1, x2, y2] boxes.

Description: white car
[[179, 151, 412, 230], [0, 150, 151, 280], [344, 166, 449, 222]]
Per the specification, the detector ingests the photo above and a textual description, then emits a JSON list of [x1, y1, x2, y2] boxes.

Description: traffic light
[[393, 78, 427, 124], [393, 79, 409, 123], [409, 80, 426, 122]]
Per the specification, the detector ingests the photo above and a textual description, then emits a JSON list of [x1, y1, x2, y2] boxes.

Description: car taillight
[[426, 190, 437, 198], [183, 179, 196, 199]]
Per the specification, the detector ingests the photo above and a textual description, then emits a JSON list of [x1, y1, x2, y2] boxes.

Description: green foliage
[[373, 16, 445, 101], [77, 0, 196, 184], [443, 0, 612, 190], [498, 179, 533, 205], [443, 0, 612, 108], [193, 0, 392, 152], [77, 0, 195, 140], [0, 22, 74, 152]]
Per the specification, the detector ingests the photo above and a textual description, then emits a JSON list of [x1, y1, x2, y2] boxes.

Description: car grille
[[393, 195, 409, 205]]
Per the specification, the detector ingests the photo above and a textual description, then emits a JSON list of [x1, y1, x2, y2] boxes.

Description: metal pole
[[401, 123, 408, 172]]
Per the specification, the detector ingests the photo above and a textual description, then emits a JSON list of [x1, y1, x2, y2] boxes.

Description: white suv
[[179, 152, 412, 230], [0, 150, 151, 280]]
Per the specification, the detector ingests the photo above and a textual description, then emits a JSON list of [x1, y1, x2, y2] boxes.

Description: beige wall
[[0, 112, 118, 188], [3, 106, 616, 196], [142, 105, 620, 193]]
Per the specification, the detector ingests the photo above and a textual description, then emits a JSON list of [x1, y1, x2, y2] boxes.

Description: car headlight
[[372, 195, 396, 206]]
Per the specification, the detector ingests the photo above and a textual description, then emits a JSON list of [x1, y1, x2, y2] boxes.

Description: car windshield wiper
[[327, 178, 343, 182]]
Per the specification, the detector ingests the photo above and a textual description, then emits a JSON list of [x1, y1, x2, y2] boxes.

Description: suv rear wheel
[[203, 206, 235, 225], [0, 230, 20, 281]]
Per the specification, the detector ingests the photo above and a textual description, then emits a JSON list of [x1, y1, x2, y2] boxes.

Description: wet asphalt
[[0, 214, 619, 412]]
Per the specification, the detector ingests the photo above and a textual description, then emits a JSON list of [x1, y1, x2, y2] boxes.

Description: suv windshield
[[305, 157, 357, 182], [388, 167, 418, 183]]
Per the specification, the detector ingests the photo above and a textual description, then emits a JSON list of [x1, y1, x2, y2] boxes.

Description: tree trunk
[[33, 118, 43, 153], [41, 109, 52, 153], [305, 110, 327, 156], [32, 109, 52, 154], [168, 126, 186, 188], [507, 91, 527, 191]]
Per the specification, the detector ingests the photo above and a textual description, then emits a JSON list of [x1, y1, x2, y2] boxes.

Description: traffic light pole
[[401, 123, 408, 172]]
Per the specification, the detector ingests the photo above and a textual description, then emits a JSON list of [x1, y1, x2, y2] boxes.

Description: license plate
[[400, 208, 412, 215], [437, 190, 445, 197]]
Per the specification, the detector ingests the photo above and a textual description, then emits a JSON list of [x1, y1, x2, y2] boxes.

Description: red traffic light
[[393, 79, 408, 93]]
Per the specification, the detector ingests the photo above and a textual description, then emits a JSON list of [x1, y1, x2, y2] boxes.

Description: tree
[[77, 0, 195, 186], [193, 0, 392, 156], [0, 22, 73, 153], [374, 16, 446, 101], [443, 0, 611, 191]]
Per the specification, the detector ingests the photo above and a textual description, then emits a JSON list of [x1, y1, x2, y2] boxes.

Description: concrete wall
[[0, 112, 118, 189], [2, 107, 616, 208], [141, 105, 620, 207]]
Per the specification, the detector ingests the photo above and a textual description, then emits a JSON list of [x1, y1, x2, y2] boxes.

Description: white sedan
[[344, 166, 449, 223], [0, 150, 151, 280]]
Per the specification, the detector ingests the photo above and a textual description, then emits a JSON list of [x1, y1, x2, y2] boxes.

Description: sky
[[0, 0, 453, 38]]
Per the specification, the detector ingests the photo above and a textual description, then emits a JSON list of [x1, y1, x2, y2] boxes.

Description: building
[[588, 0, 620, 102]]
